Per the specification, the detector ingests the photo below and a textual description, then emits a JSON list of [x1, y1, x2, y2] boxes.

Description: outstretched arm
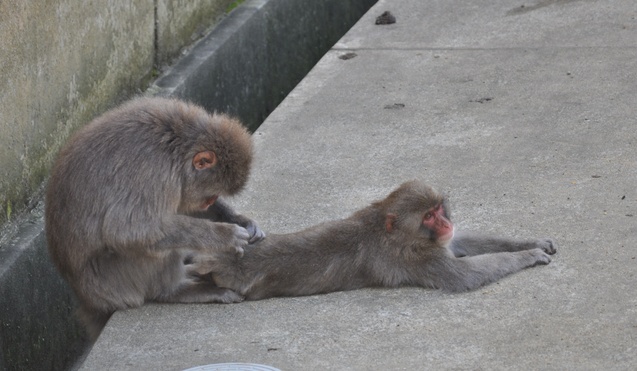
[[450, 231, 557, 257], [417, 248, 552, 292]]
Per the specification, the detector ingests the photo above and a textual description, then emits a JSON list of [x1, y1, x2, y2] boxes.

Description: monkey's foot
[[167, 285, 244, 304], [211, 288, 245, 304]]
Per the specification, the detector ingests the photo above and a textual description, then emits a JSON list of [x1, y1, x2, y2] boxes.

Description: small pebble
[[375, 11, 396, 25]]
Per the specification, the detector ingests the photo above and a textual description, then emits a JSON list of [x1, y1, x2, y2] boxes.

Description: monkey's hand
[[529, 248, 552, 265], [243, 219, 266, 244], [200, 199, 266, 243], [227, 224, 251, 257], [536, 238, 557, 255], [229, 212, 265, 244], [229, 213, 265, 244], [208, 223, 250, 257]]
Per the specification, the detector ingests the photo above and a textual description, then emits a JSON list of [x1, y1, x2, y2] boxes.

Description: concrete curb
[[0, 212, 87, 370]]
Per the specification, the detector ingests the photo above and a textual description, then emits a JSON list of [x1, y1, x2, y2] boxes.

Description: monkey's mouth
[[201, 195, 219, 209], [437, 227, 455, 244]]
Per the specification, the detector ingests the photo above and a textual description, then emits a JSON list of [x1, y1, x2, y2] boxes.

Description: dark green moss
[[226, 0, 246, 13]]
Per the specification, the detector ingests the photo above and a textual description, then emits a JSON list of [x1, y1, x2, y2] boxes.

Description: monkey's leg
[[183, 250, 247, 290], [158, 283, 244, 304], [450, 232, 557, 257], [422, 248, 552, 292]]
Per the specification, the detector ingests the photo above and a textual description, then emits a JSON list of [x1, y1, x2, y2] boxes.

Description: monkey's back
[[225, 210, 399, 299], [44, 98, 187, 275]]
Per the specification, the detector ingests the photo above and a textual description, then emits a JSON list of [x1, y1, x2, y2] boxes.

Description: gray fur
[[45, 97, 263, 338], [204, 180, 556, 300]]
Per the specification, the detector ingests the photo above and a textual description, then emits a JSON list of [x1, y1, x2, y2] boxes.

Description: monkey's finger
[[242, 220, 266, 244], [231, 226, 250, 257], [233, 225, 250, 241], [540, 238, 557, 255], [531, 249, 552, 265], [185, 258, 214, 277], [248, 227, 266, 244]]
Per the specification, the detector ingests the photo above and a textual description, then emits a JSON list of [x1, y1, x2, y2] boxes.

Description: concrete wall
[[151, 0, 378, 131], [0, 0, 234, 226], [157, 0, 238, 65], [0, 1, 234, 369]]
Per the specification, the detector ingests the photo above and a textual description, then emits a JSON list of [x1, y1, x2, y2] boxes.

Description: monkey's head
[[176, 105, 254, 213], [380, 180, 454, 247]]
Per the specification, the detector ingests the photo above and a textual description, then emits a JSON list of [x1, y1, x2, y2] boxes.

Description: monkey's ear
[[193, 151, 218, 170], [385, 213, 397, 233]]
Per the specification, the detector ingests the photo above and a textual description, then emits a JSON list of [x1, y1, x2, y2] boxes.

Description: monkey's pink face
[[422, 204, 454, 244]]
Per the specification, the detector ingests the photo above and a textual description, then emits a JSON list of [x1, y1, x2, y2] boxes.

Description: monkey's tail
[[77, 305, 112, 341]]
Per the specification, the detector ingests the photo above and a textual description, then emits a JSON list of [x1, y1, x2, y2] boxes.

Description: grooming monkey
[[200, 180, 556, 300], [45, 97, 264, 338]]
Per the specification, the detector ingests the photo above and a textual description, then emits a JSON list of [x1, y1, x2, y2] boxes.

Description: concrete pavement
[[81, 0, 637, 369]]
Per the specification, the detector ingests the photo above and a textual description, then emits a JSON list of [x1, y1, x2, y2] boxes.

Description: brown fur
[[202, 180, 556, 300], [45, 97, 263, 338]]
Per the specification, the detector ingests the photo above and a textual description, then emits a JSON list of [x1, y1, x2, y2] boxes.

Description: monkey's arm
[[158, 215, 251, 254], [419, 249, 551, 292], [194, 198, 265, 243], [450, 232, 557, 257], [102, 213, 249, 255]]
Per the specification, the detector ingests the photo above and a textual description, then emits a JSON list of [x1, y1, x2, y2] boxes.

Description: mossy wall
[[0, 0, 235, 225]]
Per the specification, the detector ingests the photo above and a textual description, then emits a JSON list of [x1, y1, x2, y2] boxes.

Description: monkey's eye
[[423, 212, 433, 220]]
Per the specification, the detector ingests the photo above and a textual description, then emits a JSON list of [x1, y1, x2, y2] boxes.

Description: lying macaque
[[197, 180, 556, 300]]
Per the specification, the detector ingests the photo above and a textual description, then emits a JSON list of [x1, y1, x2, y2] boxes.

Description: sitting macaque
[[197, 180, 556, 300], [45, 97, 264, 338]]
